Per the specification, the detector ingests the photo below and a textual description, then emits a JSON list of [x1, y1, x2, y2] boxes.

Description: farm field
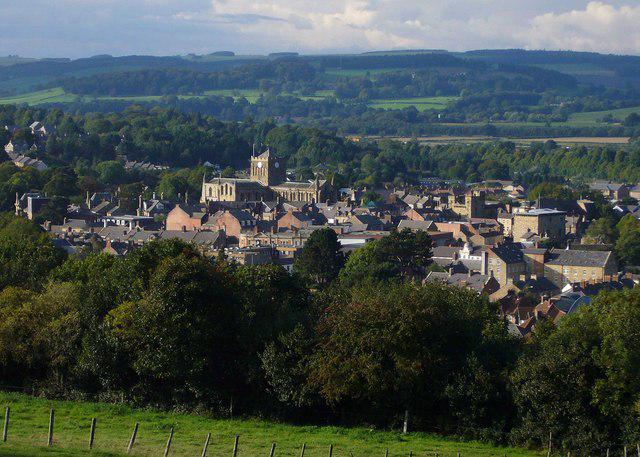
[[324, 68, 408, 77], [368, 96, 459, 111], [565, 106, 640, 125], [0, 88, 78, 105], [0, 87, 336, 106], [0, 392, 542, 457], [356, 135, 630, 146]]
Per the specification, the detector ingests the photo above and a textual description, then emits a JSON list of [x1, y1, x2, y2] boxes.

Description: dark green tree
[[294, 228, 344, 286]]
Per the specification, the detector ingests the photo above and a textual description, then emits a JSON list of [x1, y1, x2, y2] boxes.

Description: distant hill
[[0, 54, 264, 96], [461, 49, 640, 89]]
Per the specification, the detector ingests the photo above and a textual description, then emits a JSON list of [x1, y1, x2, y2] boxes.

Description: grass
[[0, 88, 337, 106], [0, 392, 542, 457], [368, 96, 459, 111], [0, 88, 78, 105], [325, 68, 408, 77], [566, 106, 640, 125]]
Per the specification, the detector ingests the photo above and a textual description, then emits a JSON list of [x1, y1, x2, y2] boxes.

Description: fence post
[[127, 422, 139, 453], [164, 427, 174, 457], [329, 444, 333, 457], [403, 410, 409, 434], [89, 417, 96, 449], [2, 407, 9, 442], [385, 449, 388, 457], [636, 443, 639, 457], [47, 409, 54, 447], [233, 434, 240, 457], [548, 431, 552, 457], [606, 448, 610, 457], [300, 443, 306, 457], [624, 445, 628, 457], [201, 432, 211, 457], [269, 442, 276, 457]]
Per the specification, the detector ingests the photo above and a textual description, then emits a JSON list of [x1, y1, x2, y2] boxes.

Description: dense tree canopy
[[512, 289, 640, 453]]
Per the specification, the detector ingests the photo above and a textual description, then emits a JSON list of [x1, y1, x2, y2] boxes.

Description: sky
[[1, 0, 639, 58]]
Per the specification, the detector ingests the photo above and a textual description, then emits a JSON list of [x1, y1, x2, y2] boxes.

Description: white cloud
[[0, 1, 639, 57], [526, 2, 640, 54]]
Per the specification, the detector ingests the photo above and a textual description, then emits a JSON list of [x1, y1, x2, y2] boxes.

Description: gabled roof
[[425, 271, 497, 294], [545, 249, 612, 268], [397, 219, 436, 231], [490, 244, 524, 264]]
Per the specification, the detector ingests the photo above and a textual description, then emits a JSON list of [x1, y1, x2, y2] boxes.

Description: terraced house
[[543, 249, 618, 288]]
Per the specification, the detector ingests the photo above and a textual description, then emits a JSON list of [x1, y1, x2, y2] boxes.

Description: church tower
[[250, 148, 286, 186]]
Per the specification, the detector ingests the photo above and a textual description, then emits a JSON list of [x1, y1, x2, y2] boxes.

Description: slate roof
[[545, 249, 612, 268], [397, 220, 436, 231], [491, 244, 524, 264], [590, 181, 626, 192], [426, 272, 496, 294]]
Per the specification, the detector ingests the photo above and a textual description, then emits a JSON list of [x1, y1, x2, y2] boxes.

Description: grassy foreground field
[[0, 392, 541, 457]]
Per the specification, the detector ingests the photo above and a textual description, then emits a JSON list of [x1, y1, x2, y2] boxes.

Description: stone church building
[[201, 150, 333, 204]]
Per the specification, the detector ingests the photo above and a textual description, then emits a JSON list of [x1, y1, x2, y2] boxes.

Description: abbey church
[[201, 150, 334, 204]]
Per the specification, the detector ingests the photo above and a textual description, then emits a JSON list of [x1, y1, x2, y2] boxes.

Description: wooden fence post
[[606, 448, 610, 457], [164, 427, 174, 457], [624, 445, 628, 457], [127, 422, 139, 453], [89, 417, 96, 449], [233, 434, 240, 457], [547, 431, 552, 457], [269, 442, 276, 457], [403, 410, 409, 435], [385, 449, 388, 457], [329, 444, 333, 457], [2, 407, 9, 442], [636, 443, 639, 457], [300, 443, 306, 457], [201, 433, 211, 457], [47, 409, 54, 447], [409, 451, 413, 457]]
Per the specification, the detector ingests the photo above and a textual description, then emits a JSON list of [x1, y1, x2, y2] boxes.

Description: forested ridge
[[2, 50, 640, 137]]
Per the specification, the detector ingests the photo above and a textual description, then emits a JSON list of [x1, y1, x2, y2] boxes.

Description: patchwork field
[[0, 88, 78, 105], [0, 392, 542, 457], [566, 106, 640, 125], [0, 87, 338, 106], [368, 96, 459, 111], [356, 135, 630, 146]]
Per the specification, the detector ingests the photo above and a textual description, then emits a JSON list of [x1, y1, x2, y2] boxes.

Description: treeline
[[3, 105, 640, 195], [464, 49, 640, 78], [56, 61, 319, 96], [414, 140, 640, 184], [0, 104, 253, 167], [53, 57, 579, 102], [0, 219, 639, 454], [0, 55, 261, 96], [36, 93, 640, 138]]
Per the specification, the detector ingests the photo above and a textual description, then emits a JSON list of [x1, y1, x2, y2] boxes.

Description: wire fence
[[0, 386, 637, 457], [0, 403, 539, 457]]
